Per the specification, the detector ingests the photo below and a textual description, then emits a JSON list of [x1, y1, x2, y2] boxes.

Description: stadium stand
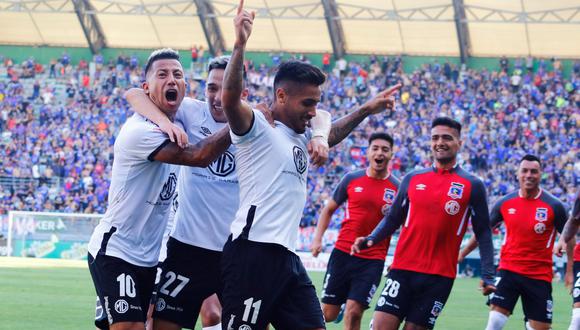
[[0, 53, 578, 253]]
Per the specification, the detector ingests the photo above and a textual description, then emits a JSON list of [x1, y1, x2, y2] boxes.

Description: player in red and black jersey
[[461, 155, 569, 330], [554, 189, 580, 330], [352, 117, 495, 330], [311, 132, 400, 330]]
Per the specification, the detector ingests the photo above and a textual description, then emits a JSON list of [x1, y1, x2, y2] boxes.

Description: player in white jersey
[[219, 2, 401, 329], [88, 49, 233, 330], [125, 55, 328, 330]]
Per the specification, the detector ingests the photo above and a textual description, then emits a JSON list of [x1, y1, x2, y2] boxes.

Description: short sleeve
[[230, 109, 267, 145], [116, 117, 170, 161]]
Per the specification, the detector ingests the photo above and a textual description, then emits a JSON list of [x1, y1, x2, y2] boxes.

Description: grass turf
[[0, 258, 573, 330]]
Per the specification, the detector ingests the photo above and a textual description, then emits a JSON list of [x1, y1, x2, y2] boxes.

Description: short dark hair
[[369, 132, 394, 148], [207, 55, 229, 73], [273, 60, 326, 91], [520, 154, 542, 167], [431, 117, 462, 135], [144, 48, 180, 76]]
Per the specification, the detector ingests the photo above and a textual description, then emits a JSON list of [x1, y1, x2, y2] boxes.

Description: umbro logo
[[508, 208, 516, 215], [354, 187, 363, 193], [416, 184, 426, 190]]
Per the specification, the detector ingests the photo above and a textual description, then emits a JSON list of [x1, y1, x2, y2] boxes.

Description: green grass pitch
[[0, 258, 573, 329]]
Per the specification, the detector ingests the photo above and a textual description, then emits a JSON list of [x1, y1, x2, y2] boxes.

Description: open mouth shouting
[[165, 89, 178, 104]]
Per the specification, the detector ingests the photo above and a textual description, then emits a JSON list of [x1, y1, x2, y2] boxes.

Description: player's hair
[[520, 154, 542, 167], [144, 48, 180, 76], [273, 60, 326, 91], [208, 55, 246, 79], [369, 132, 394, 148], [431, 117, 462, 135]]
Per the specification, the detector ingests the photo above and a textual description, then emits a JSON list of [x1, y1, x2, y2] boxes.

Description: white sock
[[202, 324, 221, 330], [569, 308, 580, 330], [485, 310, 509, 330]]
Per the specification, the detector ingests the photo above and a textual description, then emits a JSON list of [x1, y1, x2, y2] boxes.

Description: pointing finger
[[237, 0, 244, 15], [383, 83, 402, 96]]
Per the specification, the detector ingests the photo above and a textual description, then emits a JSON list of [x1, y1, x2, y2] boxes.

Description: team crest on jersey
[[447, 182, 464, 199], [445, 200, 460, 215], [384, 189, 396, 205], [535, 208, 548, 222], [209, 151, 236, 177], [200, 126, 212, 136], [534, 222, 546, 234], [293, 146, 307, 174], [431, 301, 444, 317], [159, 173, 177, 201]]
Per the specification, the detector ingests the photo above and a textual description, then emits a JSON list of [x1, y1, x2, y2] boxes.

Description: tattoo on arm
[[328, 110, 368, 147]]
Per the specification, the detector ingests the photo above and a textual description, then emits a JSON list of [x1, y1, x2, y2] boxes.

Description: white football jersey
[[170, 98, 239, 251], [88, 114, 177, 267], [230, 110, 310, 251]]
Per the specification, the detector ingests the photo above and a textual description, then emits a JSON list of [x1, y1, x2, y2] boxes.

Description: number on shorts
[[159, 271, 190, 298], [381, 278, 400, 298], [494, 276, 502, 286], [323, 274, 331, 289], [117, 273, 136, 298], [575, 272, 580, 288], [242, 297, 262, 324]]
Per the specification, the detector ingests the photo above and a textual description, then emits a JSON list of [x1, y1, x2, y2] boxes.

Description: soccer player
[[459, 155, 569, 330], [553, 189, 580, 330], [87, 48, 231, 330], [311, 132, 400, 330], [124, 54, 328, 330], [352, 117, 496, 330], [219, 1, 401, 328]]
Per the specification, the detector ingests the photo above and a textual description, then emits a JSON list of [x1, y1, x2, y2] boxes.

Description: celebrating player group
[[86, 1, 579, 329]]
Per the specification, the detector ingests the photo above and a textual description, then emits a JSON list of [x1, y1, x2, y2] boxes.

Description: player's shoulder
[[342, 169, 366, 181], [495, 191, 519, 206], [119, 113, 158, 136], [388, 174, 401, 187], [539, 189, 566, 209], [402, 167, 431, 181], [179, 97, 206, 111], [455, 166, 484, 185]]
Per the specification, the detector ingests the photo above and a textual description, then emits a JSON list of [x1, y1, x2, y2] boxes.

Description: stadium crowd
[[0, 52, 578, 244]]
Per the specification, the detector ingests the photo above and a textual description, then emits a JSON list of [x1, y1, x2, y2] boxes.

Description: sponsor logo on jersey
[[155, 298, 166, 312], [159, 173, 178, 201], [354, 187, 363, 193], [200, 126, 212, 136], [535, 208, 548, 222], [208, 151, 236, 177], [416, 183, 426, 190], [114, 299, 129, 314], [384, 189, 396, 205], [534, 222, 546, 234], [293, 146, 307, 174], [508, 208, 516, 215], [445, 200, 460, 215], [447, 182, 464, 199], [172, 192, 179, 212]]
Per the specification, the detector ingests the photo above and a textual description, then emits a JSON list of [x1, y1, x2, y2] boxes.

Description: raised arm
[[328, 83, 401, 147], [125, 88, 188, 148], [222, 0, 255, 135]]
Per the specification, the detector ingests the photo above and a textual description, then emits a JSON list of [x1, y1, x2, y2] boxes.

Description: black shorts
[[88, 253, 157, 327], [152, 237, 222, 329], [489, 269, 553, 323], [321, 248, 383, 308], [221, 237, 325, 330], [374, 269, 454, 329], [574, 262, 580, 304]]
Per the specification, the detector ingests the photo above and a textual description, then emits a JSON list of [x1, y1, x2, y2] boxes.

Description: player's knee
[[321, 304, 340, 322], [110, 321, 145, 330], [200, 299, 221, 326], [345, 302, 364, 320]]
